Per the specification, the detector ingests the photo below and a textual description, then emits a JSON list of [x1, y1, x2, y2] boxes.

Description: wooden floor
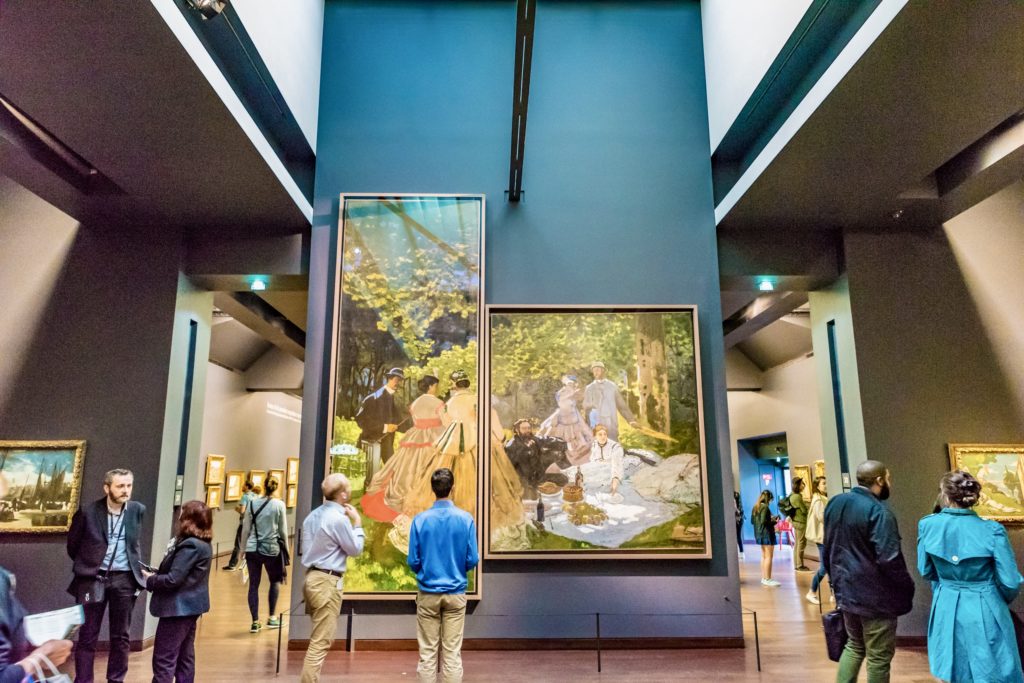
[[89, 545, 933, 681]]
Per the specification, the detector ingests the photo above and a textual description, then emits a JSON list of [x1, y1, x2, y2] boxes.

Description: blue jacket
[[918, 508, 1023, 683], [407, 500, 478, 594], [146, 537, 212, 618], [823, 487, 915, 618], [0, 568, 28, 683]]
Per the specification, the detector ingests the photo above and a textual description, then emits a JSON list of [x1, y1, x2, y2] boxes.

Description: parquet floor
[[86, 545, 933, 681]]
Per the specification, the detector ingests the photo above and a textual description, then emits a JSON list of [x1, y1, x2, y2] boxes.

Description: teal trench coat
[[918, 508, 1023, 683]]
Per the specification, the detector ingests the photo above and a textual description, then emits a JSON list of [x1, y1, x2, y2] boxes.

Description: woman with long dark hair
[[805, 476, 830, 604], [752, 490, 779, 586], [918, 470, 1023, 683], [142, 500, 213, 683]]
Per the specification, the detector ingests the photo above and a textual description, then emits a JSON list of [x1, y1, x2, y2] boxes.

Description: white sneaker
[[829, 594, 835, 604], [761, 578, 780, 587], [805, 591, 820, 604]]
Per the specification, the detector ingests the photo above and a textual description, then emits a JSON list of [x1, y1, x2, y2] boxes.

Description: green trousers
[[836, 612, 897, 683]]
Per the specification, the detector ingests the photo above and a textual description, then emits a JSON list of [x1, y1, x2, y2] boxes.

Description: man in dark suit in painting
[[355, 368, 405, 468]]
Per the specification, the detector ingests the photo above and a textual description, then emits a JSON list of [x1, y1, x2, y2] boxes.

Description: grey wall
[[844, 227, 1024, 636], [0, 179, 182, 644], [197, 363, 301, 550]]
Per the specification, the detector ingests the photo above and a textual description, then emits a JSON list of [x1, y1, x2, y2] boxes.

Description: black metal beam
[[508, 0, 537, 203]]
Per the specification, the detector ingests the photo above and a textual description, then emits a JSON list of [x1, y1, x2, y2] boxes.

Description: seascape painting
[[0, 440, 86, 533]]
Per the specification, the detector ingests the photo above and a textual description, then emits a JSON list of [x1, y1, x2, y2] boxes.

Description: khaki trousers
[[416, 591, 467, 683], [300, 570, 345, 683]]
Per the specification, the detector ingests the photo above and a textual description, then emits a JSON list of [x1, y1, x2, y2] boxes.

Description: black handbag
[[822, 609, 848, 662], [1011, 610, 1024, 664]]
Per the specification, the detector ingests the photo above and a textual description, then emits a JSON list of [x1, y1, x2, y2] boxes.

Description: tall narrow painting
[[327, 195, 484, 598], [484, 306, 711, 559]]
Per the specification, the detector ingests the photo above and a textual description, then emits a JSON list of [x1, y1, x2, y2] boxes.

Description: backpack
[[777, 493, 797, 519]]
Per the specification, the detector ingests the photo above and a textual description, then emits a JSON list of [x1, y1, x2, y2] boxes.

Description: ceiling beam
[[213, 291, 305, 361], [723, 291, 809, 349]]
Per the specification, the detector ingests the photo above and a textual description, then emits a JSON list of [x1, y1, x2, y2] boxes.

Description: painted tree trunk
[[635, 314, 670, 434]]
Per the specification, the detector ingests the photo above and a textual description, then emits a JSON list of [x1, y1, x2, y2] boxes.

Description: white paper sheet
[[23, 605, 84, 646]]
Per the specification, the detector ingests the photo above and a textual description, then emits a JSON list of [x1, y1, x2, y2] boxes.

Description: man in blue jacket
[[408, 468, 479, 683], [824, 460, 914, 683]]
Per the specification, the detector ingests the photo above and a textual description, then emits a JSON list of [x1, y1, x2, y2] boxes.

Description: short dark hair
[[177, 500, 213, 542], [265, 477, 279, 496], [431, 468, 454, 499], [455, 379, 471, 389], [941, 470, 981, 508], [417, 375, 440, 394], [792, 477, 805, 493], [104, 468, 133, 485], [856, 460, 888, 487]]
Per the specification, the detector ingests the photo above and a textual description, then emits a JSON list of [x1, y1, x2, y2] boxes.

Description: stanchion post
[[276, 611, 284, 675], [346, 610, 354, 652], [595, 612, 602, 673], [752, 610, 761, 672]]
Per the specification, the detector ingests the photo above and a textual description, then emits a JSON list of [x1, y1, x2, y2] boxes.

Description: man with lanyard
[[299, 473, 365, 683], [67, 468, 146, 683]]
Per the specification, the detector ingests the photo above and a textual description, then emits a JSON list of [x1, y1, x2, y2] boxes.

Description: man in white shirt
[[299, 473, 365, 683], [582, 361, 638, 441]]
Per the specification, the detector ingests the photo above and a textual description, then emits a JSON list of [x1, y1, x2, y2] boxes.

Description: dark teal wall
[[300, 0, 739, 639]]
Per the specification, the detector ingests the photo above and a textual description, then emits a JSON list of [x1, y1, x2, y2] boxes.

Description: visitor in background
[[789, 477, 810, 571], [824, 460, 914, 683], [67, 468, 146, 683], [918, 470, 1023, 683], [751, 490, 779, 586], [224, 479, 255, 571], [805, 476, 830, 604], [300, 473, 365, 683], [733, 491, 745, 560], [408, 468, 479, 683], [142, 500, 213, 683], [240, 476, 289, 633]]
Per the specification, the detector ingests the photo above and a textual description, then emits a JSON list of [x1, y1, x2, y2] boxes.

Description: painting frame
[[224, 471, 244, 502], [948, 443, 1024, 523], [0, 440, 87, 534], [792, 465, 812, 502], [813, 459, 826, 481], [483, 304, 711, 560], [286, 484, 297, 509], [204, 455, 226, 486], [286, 457, 300, 486], [324, 193, 486, 600], [205, 485, 222, 509], [248, 470, 266, 492], [268, 469, 285, 499]]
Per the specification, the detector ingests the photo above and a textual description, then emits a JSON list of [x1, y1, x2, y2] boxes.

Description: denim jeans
[[812, 543, 827, 591]]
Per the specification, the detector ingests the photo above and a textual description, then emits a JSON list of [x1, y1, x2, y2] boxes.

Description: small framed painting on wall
[[249, 470, 266, 492], [948, 443, 1024, 523], [225, 471, 244, 502], [286, 485, 297, 508], [268, 469, 285, 498], [205, 455, 226, 486], [205, 486, 222, 509], [286, 457, 300, 485]]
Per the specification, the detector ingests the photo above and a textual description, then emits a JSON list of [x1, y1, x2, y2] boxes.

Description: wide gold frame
[[204, 454, 226, 486], [483, 305, 712, 560], [324, 193, 486, 600], [948, 443, 1024, 523], [286, 457, 300, 485], [813, 459, 826, 480], [224, 470, 245, 502], [0, 440, 87, 534]]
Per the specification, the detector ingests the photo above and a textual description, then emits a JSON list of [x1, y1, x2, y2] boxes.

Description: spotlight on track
[[187, 0, 228, 20]]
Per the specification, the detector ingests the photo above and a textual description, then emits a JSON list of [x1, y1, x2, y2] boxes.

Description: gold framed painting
[[813, 459, 826, 480], [286, 485, 297, 508], [286, 457, 300, 486], [248, 470, 266, 492], [948, 444, 1024, 523], [0, 440, 87, 534], [224, 471, 244, 502], [204, 455, 226, 486], [792, 465, 812, 502], [268, 469, 285, 498], [205, 485, 223, 509]]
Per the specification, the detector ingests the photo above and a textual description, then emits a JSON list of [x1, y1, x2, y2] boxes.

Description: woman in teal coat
[[918, 470, 1023, 683]]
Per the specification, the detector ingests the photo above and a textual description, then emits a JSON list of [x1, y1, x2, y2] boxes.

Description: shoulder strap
[[250, 498, 272, 546]]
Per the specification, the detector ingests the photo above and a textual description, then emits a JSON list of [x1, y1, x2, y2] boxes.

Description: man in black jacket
[[504, 419, 570, 498], [354, 368, 405, 468], [66, 468, 146, 683], [823, 460, 914, 683]]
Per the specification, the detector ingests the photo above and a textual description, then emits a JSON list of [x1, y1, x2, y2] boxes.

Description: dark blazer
[[823, 486, 915, 618], [354, 386, 402, 444], [66, 498, 146, 595], [0, 568, 29, 683], [146, 537, 211, 618]]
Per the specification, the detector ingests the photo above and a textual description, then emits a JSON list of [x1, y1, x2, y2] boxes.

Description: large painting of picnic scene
[[329, 195, 483, 597], [485, 306, 710, 559]]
